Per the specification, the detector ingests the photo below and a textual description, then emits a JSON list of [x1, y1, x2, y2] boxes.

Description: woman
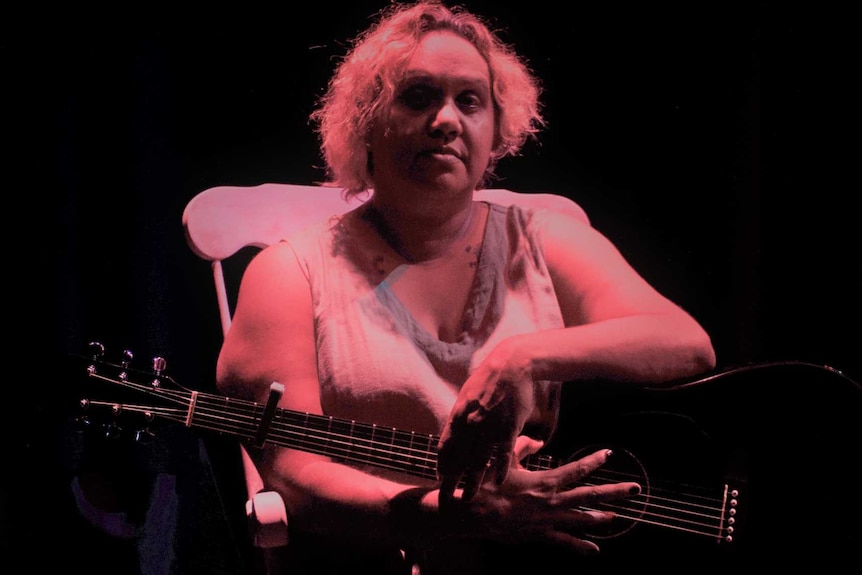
[[217, 1, 716, 573]]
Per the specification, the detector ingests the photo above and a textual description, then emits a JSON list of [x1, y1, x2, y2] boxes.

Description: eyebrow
[[400, 71, 490, 89]]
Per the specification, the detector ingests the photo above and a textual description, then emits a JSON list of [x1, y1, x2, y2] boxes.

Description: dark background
[[5, 1, 859, 572]]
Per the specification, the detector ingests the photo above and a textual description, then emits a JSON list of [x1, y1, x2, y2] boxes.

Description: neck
[[362, 200, 476, 263]]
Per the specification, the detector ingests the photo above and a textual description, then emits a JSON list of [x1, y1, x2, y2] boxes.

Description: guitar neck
[[248, 405, 443, 480], [85, 370, 557, 480]]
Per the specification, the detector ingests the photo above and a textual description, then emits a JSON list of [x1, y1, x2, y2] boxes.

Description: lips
[[420, 147, 462, 161]]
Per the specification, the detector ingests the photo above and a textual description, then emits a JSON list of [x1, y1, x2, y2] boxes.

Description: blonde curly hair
[[310, 0, 544, 198]]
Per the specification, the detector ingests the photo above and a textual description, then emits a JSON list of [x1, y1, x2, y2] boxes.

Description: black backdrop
[[6, 1, 860, 572]]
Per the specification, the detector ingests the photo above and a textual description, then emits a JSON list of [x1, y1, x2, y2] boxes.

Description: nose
[[429, 100, 462, 142]]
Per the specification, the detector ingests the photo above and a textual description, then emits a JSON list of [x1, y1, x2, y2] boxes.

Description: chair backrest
[[183, 183, 590, 337]]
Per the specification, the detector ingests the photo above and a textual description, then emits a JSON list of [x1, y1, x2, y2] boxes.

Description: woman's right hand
[[445, 441, 640, 555]]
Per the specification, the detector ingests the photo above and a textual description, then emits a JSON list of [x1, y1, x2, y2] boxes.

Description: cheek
[[370, 127, 417, 173], [378, 107, 423, 136], [466, 120, 497, 166], [375, 114, 423, 152]]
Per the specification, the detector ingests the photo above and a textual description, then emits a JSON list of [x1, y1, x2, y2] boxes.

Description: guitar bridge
[[717, 484, 739, 543]]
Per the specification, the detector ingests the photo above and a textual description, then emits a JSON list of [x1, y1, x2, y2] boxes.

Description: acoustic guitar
[[68, 342, 862, 573]]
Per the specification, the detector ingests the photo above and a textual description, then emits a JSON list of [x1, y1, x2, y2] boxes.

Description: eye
[[457, 91, 483, 112], [397, 85, 439, 111]]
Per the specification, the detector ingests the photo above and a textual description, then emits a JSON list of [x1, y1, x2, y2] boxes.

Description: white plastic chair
[[181, 182, 589, 573]]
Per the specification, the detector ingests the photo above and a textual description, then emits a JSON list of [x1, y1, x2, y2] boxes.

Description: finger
[[543, 531, 601, 556], [435, 422, 470, 478], [460, 458, 491, 502], [541, 510, 621, 555], [556, 448, 615, 484], [513, 436, 544, 460], [528, 507, 617, 532], [556, 481, 641, 508], [578, 509, 618, 524], [494, 450, 513, 484], [438, 475, 460, 511], [485, 434, 518, 484]]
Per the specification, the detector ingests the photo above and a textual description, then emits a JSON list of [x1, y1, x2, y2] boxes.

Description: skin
[[217, 30, 716, 559]]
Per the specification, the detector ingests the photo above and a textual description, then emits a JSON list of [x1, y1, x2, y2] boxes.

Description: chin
[[410, 169, 473, 191]]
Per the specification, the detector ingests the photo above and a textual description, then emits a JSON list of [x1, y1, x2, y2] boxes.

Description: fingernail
[[605, 449, 613, 459], [629, 485, 640, 495]]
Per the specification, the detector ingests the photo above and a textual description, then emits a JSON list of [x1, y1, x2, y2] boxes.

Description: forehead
[[402, 30, 489, 85]]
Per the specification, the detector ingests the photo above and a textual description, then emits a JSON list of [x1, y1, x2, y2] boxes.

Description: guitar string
[[235, 411, 726, 538], [87, 374, 734, 539], [89, 399, 732, 538], [89, 376, 734, 512], [231, 397, 734, 538], [89, 376, 735, 539]]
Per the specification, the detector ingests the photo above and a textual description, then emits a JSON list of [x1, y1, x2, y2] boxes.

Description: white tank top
[[287, 201, 565, 456]]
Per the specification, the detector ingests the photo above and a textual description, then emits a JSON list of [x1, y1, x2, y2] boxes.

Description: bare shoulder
[[533, 208, 686, 323], [230, 241, 312, 332], [218, 240, 316, 399], [533, 208, 625, 267], [244, 240, 302, 277]]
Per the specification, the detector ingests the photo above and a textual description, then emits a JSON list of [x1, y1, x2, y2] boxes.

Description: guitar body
[[72, 348, 862, 573], [531, 360, 862, 573]]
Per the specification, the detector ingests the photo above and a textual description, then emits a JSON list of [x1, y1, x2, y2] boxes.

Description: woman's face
[[368, 30, 496, 200]]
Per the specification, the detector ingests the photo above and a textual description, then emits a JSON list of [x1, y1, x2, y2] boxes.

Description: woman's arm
[[439, 210, 716, 499], [533, 209, 716, 381]]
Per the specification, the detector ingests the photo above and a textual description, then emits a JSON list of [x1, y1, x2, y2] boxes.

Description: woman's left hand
[[437, 338, 535, 506]]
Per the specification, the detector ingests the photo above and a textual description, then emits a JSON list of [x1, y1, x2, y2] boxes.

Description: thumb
[[513, 435, 544, 460]]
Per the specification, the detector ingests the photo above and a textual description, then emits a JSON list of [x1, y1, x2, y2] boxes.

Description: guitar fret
[[388, 427, 396, 463], [391, 430, 424, 476], [418, 433, 436, 477], [352, 421, 374, 463], [377, 426, 398, 466], [327, 418, 354, 460], [349, 420, 359, 461], [325, 415, 334, 456], [289, 412, 332, 457], [368, 424, 377, 464], [300, 412, 311, 449]]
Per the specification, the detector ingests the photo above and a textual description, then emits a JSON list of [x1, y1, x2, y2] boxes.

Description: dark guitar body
[[500, 360, 862, 574]]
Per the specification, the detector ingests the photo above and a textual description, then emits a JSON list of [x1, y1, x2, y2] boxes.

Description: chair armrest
[[240, 445, 289, 548], [246, 491, 289, 548]]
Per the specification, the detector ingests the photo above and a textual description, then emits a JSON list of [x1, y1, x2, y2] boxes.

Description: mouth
[[420, 147, 462, 162]]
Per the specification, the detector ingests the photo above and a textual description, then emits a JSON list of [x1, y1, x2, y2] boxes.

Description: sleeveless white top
[[287, 201, 565, 447]]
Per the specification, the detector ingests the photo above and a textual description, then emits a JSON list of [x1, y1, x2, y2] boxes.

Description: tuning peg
[[87, 341, 105, 360], [74, 414, 93, 431], [76, 399, 93, 429], [103, 421, 122, 440], [101, 404, 125, 439], [135, 428, 155, 444], [151, 356, 167, 388], [122, 349, 134, 369], [152, 356, 167, 375]]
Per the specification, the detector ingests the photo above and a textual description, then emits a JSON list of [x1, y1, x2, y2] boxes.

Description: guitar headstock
[[71, 341, 185, 443]]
